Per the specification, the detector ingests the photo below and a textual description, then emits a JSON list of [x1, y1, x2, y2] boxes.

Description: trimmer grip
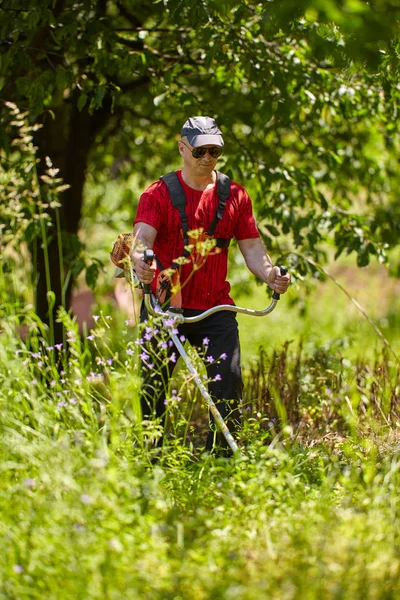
[[272, 266, 288, 300], [143, 249, 155, 294]]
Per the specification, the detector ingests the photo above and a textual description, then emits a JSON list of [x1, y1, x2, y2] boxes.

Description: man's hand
[[130, 222, 158, 285], [266, 266, 291, 295], [131, 253, 157, 284]]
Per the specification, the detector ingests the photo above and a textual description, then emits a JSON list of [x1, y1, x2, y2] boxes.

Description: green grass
[[1, 257, 400, 599], [2, 393, 400, 599]]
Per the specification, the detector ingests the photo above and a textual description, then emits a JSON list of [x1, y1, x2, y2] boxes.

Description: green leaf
[[77, 93, 88, 112], [85, 263, 99, 290], [71, 257, 86, 278], [318, 192, 329, 211], [89, 87, 106, 114], [266, 224, 281, 237]]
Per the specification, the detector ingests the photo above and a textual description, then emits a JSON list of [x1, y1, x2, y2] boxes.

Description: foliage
[[0, 103, 104, 345]]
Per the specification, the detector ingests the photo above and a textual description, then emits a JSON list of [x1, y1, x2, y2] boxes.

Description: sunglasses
[[181, 140, 223, 159]]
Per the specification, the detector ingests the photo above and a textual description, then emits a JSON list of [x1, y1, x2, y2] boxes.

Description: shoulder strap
[[160, 172, 190, 252], [207, 171, 231, 236], [160, 170, 231, 245]]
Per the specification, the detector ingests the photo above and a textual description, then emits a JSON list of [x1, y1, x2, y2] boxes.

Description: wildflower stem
[[55, 206, 66, 348], [33, 165, 55, 346]]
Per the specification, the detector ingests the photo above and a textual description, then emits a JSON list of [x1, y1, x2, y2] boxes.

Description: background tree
[[1, 0, 399, 342]]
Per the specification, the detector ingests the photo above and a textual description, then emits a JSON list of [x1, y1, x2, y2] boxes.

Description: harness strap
[[207, 171, 230, 236], [160, 171, 231, 253], [160, 172, 190, 259]]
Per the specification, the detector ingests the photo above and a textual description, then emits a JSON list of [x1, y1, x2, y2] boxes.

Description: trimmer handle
[[272, 266, 288, 300], [143, 249, 155, 294]]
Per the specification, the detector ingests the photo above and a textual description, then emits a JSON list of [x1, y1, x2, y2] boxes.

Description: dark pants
[[140, 304, 243, 452]]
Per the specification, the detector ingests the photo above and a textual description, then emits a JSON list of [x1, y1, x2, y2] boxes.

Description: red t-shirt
[[134, 170, 260, 309]]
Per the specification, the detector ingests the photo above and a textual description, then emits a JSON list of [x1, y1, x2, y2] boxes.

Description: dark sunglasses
[[181, 140, 223, 159]]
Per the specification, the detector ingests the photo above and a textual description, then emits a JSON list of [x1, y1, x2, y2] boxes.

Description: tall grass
[[2, 103, 400, 599], [1, 297, 400, 598]]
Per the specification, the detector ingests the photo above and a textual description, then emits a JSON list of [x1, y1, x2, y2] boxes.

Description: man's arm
[[238, 237, 290, 295], [130, 222, 158, 284]]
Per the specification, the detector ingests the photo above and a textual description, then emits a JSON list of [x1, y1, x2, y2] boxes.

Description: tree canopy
[[1, 0, 400, 339]]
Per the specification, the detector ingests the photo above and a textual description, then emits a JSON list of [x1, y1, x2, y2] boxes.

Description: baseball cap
[[181, 116, 224, 147]]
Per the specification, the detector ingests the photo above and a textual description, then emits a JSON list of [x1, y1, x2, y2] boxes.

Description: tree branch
[[115, 35, 144, 52], [114, 27, 192, 33], [116, 1, 143, 29], [116, 74, 150, 94]]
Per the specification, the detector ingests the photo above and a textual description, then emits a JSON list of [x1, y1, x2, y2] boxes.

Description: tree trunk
[[33, 96, 112, 344]]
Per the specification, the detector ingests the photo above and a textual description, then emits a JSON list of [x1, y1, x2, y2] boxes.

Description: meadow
[[1, 252, 400, 599], [2, 7, 400, 596]]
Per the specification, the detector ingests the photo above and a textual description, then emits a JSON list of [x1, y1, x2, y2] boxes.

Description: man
[[130, 116, 290, 454]]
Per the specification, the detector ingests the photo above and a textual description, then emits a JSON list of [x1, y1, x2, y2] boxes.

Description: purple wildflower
[[203, 337, 210, 346], [80, 494, 92, 505], [163, 318, 176, 327], [220, 353, 227, 361], [24, 478, 36, 488], [206, 356, 214, 363], [13, 565, 23, 574], [170, 353, 177, 363], [215, 374, 222, 381], [87, 335, 95, 341]]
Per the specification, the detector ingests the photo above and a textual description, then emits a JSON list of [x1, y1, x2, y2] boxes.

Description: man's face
[[179, 137, 222, 173]]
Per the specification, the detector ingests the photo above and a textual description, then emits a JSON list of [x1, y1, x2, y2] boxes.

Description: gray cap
[[181, 116, 224, 147]]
